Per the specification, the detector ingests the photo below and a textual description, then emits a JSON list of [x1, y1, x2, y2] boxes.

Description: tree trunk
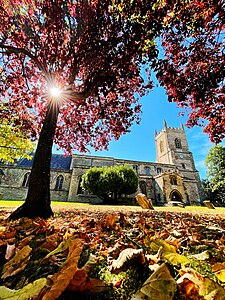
[[9, 102, 59, 220]]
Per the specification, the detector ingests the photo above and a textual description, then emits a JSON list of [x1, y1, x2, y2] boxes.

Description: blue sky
[[54, 85, 223, 179]]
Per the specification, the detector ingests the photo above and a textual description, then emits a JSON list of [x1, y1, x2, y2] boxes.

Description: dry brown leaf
[[212, 262, 225, 272], [17, 235, 35, 249], [5, 244, 16, 260], [67, 269, 88, 291], [68, 274, 109, 293], [110, 248, 145, 274], [41, 233, 61, 252], [105, 214, 118, 229], [108, 242, 135, 259], [42, 238, 84, 300], [1, 245, 32, 279]]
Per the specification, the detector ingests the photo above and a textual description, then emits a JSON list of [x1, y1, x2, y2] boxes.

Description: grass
[[1, 199, 225, 215]]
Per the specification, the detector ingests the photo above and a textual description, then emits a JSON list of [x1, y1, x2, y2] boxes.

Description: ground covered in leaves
[[1, 208, 225, 299]]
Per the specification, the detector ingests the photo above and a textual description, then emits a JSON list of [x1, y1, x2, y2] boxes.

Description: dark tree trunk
[[9, 102, 59, 220]]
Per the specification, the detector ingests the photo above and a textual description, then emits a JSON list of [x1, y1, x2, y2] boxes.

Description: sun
[[49, 86, 62, 98]]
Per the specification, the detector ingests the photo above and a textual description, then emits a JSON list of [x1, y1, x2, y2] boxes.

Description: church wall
[[0, 165, 72, 201], [0, 123, 203, 206]]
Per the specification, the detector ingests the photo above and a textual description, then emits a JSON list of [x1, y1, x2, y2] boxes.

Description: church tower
[[154, 121, 203, 205], [155, 121, 196, 171]]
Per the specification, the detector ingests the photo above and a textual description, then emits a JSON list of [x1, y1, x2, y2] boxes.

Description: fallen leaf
[[5, 244, 16, 260], [43, 237, 72, 260], [199, 277, 225, 299], [1, 245, 32, 279], [163, 252, 190, 266], [0, 278, 47, 300], [17, 235, 35, 249], [104, 214, 118, 230], [132, 263, 177, 300], [42, 238, 84, 300], [212, 262, 225, 272], [214, 269, 225, 283], [41, 233, 61, 252], [148, 237, 177, 253], [191, 250, 211, 261], [110, 248, 145, 274]]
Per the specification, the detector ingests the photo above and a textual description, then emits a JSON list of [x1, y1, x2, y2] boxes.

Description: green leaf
[[163, 252, 189, 266], [0, 278, 47, 300]]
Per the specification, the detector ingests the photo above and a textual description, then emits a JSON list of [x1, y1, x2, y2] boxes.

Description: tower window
[[144, 166, 151, 175], [175, 138, 182, 149], [55, 175, 64, 191], [181, 163, 186, 169], [160, 141, 164, 153], [22, 172, 30, 187], [156, 167, 162, 174], [170, 176, 177, 185]]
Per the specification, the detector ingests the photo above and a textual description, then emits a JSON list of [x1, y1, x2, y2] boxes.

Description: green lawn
[[1, 199, 225, 215]]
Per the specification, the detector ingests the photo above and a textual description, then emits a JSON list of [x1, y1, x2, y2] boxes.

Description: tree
[[81, 165, 138, 203], [0, 1, 223, 219], [205, 145, 225, 205], [156, 0, 225, 144], [201, 179, 225, 207], [0, 121, 34, 163]]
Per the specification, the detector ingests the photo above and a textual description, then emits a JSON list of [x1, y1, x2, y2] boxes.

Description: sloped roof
[[18, 154, 72, 170]]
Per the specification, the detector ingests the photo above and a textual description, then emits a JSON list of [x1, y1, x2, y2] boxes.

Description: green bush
[[81, 165, 138, 203]]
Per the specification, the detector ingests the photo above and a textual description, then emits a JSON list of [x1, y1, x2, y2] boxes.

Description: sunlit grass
[[1, 200, 225, 215]]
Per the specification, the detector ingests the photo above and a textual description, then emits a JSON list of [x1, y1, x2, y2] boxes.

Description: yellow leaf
[[149, 237, 177, 253], [163, 252, 189, 266], [42, 238, 84, 300], [132, 263, 176, 300], [0, 278, 47, 300], [214, 269, 225, 283], [199, 277, 225, 299], [1, 245, 32, 279]]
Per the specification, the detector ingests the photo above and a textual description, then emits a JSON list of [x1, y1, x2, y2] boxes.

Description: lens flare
[[49, 86, 62, 98]]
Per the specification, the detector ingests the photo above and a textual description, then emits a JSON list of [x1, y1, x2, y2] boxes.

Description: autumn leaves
[[1, 209, 225, 299]]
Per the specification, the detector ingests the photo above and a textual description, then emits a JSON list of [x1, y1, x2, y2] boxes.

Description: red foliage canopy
[[0, 0, 224, 151], [157, 0, 225, 143]]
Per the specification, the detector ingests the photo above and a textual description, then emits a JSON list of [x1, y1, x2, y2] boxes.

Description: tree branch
[[0, 44, 94, 103], [0, 44, 49, 79]]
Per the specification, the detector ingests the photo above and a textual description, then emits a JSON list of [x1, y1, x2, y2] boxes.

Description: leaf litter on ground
[[1, 208, 225, 299]]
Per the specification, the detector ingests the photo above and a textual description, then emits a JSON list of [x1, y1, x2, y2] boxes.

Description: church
[[0, 122, 204, 205]]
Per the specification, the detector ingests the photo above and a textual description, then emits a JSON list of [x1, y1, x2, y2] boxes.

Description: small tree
[[205, 145, 225, 206], [81, 165, 138, 203]]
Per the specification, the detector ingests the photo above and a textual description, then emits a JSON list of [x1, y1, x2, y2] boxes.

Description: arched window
[[55, 175, 64, 191], [139, 181, 147, 195], [175, 138, 182, 149], [77, 176, 84, 194], [144, 166, 151, 175], [170, 176, 177, 185], [160, 141, 164, 153], [157, 167, 162, 174], [22, 172, 30, 187]]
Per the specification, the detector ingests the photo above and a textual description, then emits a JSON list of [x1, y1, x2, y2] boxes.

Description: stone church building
[[0, 122, 203, 205]]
